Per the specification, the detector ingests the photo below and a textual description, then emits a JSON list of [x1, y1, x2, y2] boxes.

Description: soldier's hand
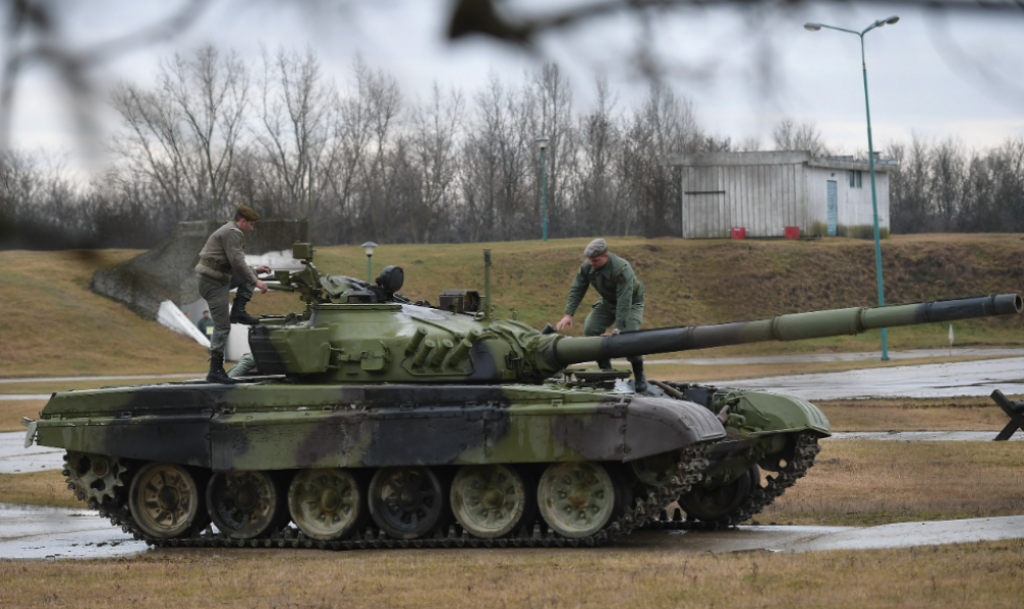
[[255, 280, 269, 294], [555, 314, 574, 331], [255, 265, 272, 275]]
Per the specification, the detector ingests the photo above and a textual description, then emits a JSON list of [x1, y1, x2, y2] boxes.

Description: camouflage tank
[[22, 244, 1022, 550]]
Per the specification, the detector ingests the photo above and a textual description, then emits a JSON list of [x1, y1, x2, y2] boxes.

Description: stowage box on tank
[[24, 244, 1023, 549]]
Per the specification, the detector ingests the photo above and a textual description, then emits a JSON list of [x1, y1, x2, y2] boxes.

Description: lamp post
[[361, 241, 377, 283], [805, 15, 898, 362], [536, 136, 550, 242]]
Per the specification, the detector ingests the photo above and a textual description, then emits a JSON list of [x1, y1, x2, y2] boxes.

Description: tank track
[[645, 431, 821, 531], [75, 444, 709, 551]]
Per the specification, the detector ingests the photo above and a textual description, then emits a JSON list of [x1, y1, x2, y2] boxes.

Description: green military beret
[[237, 205, 261, 221], [583, 238, 608, 257]]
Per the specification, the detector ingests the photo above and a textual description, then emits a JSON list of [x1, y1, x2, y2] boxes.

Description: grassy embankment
[[3, 233, 1023, 378]]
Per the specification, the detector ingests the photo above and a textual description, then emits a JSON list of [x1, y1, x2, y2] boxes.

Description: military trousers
[[198, 274, 255, 355], [584, 298, 645, 363]]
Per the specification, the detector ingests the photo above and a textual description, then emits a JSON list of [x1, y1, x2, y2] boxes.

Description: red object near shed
[[730, 227, 746, 239], [784, 226, 800, 239]]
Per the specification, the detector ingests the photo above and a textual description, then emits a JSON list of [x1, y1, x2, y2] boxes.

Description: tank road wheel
[[368, 467, 446, 540], [128, 462, 203, 539], [450, 464, 533, 539], [678, 466, 755, 521], [207, 471, 286, 539], [537, 462, 616, 539], [288, 468, 366, 541]]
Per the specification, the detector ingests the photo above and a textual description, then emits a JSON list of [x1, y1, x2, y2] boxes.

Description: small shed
[[664, 151, 896, 239]]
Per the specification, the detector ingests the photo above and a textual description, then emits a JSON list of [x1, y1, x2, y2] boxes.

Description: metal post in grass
[[362, 241, 377, 283], [805, 16, 898, 361], [536, 136, 550, 242]]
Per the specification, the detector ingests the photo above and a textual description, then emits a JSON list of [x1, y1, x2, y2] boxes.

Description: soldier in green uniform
[[195, 206, 272, 384], [196, 310, 214, 340], [555, 238, 647, 392]]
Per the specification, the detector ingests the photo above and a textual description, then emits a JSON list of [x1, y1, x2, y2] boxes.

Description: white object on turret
[[157, 300, 210, 348]]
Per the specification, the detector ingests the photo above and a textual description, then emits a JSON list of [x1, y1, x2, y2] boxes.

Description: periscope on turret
[[22, 243, 1023, 549]]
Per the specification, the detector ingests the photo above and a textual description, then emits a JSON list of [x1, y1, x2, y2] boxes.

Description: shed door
[[826, 180, 838, 236]]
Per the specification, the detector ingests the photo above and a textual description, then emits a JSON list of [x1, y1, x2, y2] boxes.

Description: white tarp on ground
[[156, 300, 210, 348]]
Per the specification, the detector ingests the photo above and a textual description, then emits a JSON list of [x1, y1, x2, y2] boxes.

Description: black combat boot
[[206, 351, 237, 384], [229, 295, 260, 325], [631, 361, 648, 393], [596, 359, 612, 370]]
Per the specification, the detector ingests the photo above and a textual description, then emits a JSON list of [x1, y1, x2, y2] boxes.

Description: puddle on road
[[0, 503, 149, 560], [3, 502, 1022, 561]]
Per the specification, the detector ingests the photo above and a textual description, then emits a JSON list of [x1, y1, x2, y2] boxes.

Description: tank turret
[[252, 246, 1021, 385]]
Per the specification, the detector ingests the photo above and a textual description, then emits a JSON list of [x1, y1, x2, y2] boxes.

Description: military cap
[[583, 238, 608, 257], [237, 205, 261, 221]]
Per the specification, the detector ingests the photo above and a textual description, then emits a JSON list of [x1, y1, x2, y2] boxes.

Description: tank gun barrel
[[552, 294, 1022, 366]]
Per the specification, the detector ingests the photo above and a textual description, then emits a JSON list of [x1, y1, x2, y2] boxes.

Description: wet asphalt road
[[2, 501, 1022, 560]]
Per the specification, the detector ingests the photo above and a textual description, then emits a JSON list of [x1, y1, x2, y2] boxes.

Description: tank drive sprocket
[[63, 451, 128, 506]]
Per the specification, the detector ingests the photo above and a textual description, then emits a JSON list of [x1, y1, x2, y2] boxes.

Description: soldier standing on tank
[[555, 238, 647, 392], [195, 206, 272, 384]]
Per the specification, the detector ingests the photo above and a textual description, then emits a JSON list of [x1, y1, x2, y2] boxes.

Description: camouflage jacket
[[564, 253, 644, 329], [194, 221, 259, 285]]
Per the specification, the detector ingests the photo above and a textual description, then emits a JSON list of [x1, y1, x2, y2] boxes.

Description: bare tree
[[408, 83, 463, 243], [109, 45, 249, 221], [621, 82, 704, 237], [574, 76, 621, 236], [253, 46, 332, 221], [772, 117, 828, 156]]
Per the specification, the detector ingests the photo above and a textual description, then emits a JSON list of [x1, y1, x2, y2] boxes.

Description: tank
[[22, 244, 1023, 550]]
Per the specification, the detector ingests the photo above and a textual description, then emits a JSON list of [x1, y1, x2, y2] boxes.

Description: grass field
[[2, 234, 1023, 378], [1, 539, 1022, 609], [2, 437, 1022, 608]]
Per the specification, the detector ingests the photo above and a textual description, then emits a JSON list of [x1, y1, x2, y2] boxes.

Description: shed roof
[[663, 150, 897, 172]]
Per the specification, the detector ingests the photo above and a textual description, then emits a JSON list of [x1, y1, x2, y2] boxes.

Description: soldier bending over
[[555, 238, 647, 392], [195, 206, 271, 384]]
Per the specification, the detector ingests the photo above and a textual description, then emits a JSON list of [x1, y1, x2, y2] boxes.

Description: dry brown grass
[[0, 540, 1022, 608], [0, 470, 78, 508], [0, 400, 47, 432], [0, 250, 205, 377], [763, 440, 1024, 526], [815, 397, 1020, 432]]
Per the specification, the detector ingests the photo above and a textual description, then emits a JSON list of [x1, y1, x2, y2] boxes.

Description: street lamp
[[805, 15, 899, 362], [536, 136, 550, 242], [361, 241, 377, 283]]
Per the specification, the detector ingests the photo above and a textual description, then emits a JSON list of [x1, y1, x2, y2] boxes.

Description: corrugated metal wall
[[681, 163, 807, 239]]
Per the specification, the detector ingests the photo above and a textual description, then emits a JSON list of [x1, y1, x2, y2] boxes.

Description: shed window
[[849, 170, 863, 188]]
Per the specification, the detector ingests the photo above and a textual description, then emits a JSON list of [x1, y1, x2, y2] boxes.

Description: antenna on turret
[[483, 249, 492, 321]]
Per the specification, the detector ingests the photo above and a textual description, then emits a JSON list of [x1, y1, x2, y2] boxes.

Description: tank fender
[[624, 397, 727, 462], [721, 390, 831, 436]]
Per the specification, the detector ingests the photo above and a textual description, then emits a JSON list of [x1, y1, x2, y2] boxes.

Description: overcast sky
[[7, 0, 1024, 172]]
